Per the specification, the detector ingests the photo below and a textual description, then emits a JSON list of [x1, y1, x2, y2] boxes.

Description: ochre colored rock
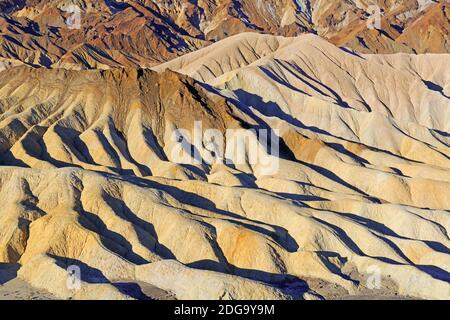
[[0, 32, 449, 300]]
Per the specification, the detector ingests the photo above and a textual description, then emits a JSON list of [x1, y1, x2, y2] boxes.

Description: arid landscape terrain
[[0, 0, 449, 300]]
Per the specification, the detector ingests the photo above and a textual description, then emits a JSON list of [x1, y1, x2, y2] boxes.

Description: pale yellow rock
[[0, 33, 449, 300], [135, 260, 294, 300], [18, 255, 134, 300]]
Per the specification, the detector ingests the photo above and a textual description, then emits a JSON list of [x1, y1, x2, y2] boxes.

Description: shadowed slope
[[0, 0, 448, 70]]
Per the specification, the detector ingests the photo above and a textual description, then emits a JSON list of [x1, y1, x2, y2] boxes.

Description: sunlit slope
[[0, 34, 449, 299]]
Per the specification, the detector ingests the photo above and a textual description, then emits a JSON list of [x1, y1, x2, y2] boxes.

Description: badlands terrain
[[0, 0, 448, 69], [0, 1, 449, 300]]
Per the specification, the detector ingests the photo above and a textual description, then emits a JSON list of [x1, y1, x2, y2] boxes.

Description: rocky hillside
[[0, 33, 448, 299], [0, 0, 448, 69]]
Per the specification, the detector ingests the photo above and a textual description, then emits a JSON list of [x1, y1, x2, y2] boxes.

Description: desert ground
[[0, 1, 448, 300]]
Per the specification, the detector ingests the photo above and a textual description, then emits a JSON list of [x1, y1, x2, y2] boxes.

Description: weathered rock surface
[[0, 0, 448, 70], [0, 33, 449, 300]]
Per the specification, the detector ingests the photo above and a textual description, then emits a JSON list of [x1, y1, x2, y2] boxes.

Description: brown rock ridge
[[0, 0, 448, 70]]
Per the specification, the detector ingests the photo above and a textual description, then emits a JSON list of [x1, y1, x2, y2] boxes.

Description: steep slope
[[0, 34, 449, 299], [0, 0, 209, 69], [0, 0, 448, 70], [396, 2, 450, 53], [156, 33, 450, 131]]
